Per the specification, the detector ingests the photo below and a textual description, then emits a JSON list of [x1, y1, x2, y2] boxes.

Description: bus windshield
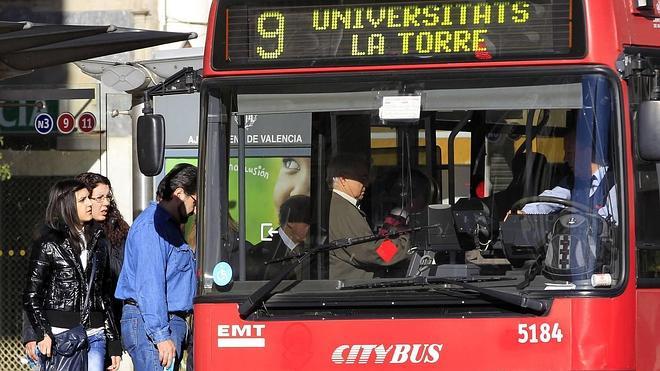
[[199, 71, 622, 313]]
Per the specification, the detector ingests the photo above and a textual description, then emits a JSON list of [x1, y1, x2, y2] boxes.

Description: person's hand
[[504, 209, 526, 221], [25, 341, 38, 362], [156, 339, 176, 368], [107, 355, 121, 370], [37, 334, 52, 358], [378, 212, 408, 237]]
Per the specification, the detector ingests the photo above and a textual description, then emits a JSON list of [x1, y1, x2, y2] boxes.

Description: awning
[[0, 21, 196, 79]]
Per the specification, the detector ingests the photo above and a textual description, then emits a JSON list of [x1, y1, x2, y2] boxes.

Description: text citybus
[[138, 0, 660, 369]]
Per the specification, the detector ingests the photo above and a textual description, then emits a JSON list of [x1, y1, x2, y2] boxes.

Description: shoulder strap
[[82, 254, 97, 317], [590, 168, 615, 209]]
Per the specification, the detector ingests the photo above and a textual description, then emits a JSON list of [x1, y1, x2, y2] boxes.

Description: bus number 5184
[[518, 323, 564, 344]]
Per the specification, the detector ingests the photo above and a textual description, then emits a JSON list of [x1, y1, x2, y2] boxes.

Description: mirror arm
[[139, 66, 199, 115], [145, 66, 199, 98], [142, 91, 154, 115]]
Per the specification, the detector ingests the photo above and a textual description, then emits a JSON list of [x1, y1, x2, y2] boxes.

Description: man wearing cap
[[250, 195, 311, 280], [328, 154, 410, 279]]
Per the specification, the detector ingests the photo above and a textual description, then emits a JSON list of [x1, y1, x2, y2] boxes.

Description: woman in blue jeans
[[23, 179, 122, 371]]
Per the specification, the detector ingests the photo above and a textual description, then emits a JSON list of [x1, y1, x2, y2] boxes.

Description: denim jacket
[[115, 203, 196, 344]]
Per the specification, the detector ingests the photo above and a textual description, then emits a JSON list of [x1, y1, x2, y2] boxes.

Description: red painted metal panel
[[570, 295, 636, 370], [195, 300, 574, 370], [194, 298, 636, 370], [613, 0, 660, 49], [202, 0, 219, 79], [637, 289, 660, 371]]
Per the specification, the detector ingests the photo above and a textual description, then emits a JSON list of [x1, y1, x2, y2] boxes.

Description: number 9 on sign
[[256, 11, 284, 59], [77, 112, 96, 133], [57, 113, 75, 134]]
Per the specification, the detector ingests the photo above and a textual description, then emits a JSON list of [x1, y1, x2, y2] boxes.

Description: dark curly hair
[[75, 172, 130, 250]]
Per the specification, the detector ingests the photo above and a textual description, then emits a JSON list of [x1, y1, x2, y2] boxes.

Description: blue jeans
[[121, 304, 188, 371], [87, 331, 106, 371]]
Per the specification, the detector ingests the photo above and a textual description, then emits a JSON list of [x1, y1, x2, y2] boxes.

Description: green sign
[[0, 101, 59, 133]]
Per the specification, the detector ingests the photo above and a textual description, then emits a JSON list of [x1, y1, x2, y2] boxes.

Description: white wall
[[92, 136, 134, 223], [160, 0, 212, 48]]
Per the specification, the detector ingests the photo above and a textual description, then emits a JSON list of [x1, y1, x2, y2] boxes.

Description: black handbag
[[41, 254, 97, 371]]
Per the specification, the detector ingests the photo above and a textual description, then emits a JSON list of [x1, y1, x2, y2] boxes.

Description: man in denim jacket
[[115, 163, 197, 371]]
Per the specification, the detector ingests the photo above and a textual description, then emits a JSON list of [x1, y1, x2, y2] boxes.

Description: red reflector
[[376, 240, 398, 263], [475, 50, 492, 60], [475, 42, 492, 60], [476, 181, 485, 198]]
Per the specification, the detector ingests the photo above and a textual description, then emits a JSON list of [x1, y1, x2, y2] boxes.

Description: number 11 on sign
[[77, 112, 97, 133]]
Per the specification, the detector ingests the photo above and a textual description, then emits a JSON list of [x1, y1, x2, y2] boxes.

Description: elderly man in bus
[[327, 153, 410, 279]]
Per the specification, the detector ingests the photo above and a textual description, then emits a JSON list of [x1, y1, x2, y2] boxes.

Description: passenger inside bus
[[248, 195, 311, 280], [327, 153, 411, 279], [369, 168, 440, 226]]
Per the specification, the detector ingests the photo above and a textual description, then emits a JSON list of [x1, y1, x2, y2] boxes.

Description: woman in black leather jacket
[[23, 179, 121, 371]]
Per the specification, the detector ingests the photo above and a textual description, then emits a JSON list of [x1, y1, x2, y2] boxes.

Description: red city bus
[[186, 0, 660, 369]]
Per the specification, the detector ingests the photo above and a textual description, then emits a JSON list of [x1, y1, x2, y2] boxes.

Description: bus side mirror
[[638, 100, 660, 162], [137, 113, 166, 176]]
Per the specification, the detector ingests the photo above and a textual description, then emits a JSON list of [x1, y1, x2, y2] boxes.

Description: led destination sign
[[219, 0, 583, 69]]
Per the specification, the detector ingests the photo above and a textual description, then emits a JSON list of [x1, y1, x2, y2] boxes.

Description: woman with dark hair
[[23, 179, 121, 371], [75, 172, 130, 368], [75, 173, 130, 295]]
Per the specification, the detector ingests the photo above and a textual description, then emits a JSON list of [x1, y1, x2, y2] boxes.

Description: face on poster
[[228, 156, 311, 244]]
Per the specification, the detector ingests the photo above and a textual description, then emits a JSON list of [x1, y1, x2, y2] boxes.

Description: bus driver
[[519, 127, 618, 224]]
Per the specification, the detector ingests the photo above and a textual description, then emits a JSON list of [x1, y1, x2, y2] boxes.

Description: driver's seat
[[488, 151, 550, 221]]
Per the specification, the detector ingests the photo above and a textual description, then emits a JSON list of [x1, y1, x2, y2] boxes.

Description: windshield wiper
[[238, 225, 436, 319], [340, 276, 547, 313], [340, 275, 516, 289]]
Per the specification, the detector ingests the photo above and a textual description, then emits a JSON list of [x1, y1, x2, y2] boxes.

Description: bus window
[[201, 73, 623, 299], [226, 113, 313, 281]]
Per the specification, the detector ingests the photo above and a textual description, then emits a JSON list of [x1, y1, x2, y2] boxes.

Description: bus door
[[628, 50, 660, 369]]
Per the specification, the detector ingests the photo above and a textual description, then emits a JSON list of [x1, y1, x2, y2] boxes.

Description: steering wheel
[[510, 196, 594, 214]]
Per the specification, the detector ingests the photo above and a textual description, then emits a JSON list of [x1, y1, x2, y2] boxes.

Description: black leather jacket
[[23, 223, 121, 355]]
